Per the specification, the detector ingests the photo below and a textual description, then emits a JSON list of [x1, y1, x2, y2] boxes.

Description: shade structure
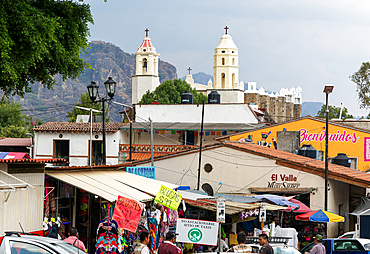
[[252, 194, 300, 210], [295, 209, 344, 223], [284, 199, 312, 213]]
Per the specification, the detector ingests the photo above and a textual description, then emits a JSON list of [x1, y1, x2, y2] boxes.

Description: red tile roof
[[0, 158, 68, 163], [0, 138, 31, 147], [46, 163, 130, 171], [225, 141, 370, 188], [125, 152, 169, 161], [33, 122, 125, 133]]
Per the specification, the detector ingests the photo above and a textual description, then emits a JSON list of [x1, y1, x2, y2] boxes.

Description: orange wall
[[229, 118, 370, 171]]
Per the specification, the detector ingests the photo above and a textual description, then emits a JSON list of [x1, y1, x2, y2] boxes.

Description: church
[[131, 27, 302, 124]]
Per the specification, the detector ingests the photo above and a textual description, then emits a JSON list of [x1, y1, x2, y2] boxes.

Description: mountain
[[302, 102, 324, 117], [181, 72, 213, 85], [12, 41, 177, 122]]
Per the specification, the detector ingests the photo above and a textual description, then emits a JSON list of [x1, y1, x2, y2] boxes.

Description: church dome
[[215, 34, 238, 49], [137, 36, 156, 53]]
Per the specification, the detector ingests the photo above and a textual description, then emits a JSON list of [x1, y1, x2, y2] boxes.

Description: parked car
[[339, 232, 357, 239], [0, 232, 85, 254], [300, 238, 370, 254]]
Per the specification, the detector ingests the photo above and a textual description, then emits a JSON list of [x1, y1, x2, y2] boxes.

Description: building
[[126, 141, 370, 237], [218, 116, 370, 171], [33, 122, 125, 166]]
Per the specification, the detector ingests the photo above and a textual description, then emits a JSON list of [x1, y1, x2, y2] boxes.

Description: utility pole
[[197, 100, 205, 190]]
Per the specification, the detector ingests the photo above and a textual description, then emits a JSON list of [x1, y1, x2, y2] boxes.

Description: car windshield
[[273, 246, 301, 254], [51, 241, 85, 254]]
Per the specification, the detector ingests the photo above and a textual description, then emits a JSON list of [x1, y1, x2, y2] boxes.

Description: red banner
[[113, 196, 144, 232]]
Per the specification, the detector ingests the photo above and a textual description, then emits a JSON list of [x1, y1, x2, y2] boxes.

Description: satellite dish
[[202, 183, 214, 196]]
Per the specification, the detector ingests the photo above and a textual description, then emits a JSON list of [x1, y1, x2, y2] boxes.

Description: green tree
[[139, 79, 208, 104], [0, 97, 33, 137], [350, 62, 370, 109], [66, 92, 109, 122], [0, 0, 93, 96], [316, 105, 354, 120]]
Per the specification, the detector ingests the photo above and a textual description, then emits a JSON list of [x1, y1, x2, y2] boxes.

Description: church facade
[[132, 28, 302, 124]]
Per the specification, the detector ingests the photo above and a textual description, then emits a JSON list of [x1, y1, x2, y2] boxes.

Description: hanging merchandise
[[239, 208, 260, 220], [147, 217, 159, 252], [95, 204, 120, 254]]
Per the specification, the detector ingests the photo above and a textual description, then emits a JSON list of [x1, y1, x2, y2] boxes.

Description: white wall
[[135, 104, 258, 124], [133, 146, 352, 237], [35, 131, 123, 166], [0, 173, 44, 236]]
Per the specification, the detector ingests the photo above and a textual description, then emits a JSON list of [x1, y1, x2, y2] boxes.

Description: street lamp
[[323, 84, 334, 211], [87, 77, 117, 165]]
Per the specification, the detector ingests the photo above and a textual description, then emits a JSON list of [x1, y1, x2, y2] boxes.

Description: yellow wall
[[229, 118, 370, 171]]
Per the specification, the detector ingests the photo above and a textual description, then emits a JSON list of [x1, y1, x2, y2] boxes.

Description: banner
[[112, 195, 144, 232], [126, 166, 156, 179], [154, 185, 182, 210], [176, 218, 219, 246]]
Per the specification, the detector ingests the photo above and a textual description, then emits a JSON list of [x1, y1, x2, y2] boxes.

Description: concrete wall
[[133, 145, 352, 237], [34, 131, 123, 166], [135, 104, 258, 124], [276, 131, 300, 153]]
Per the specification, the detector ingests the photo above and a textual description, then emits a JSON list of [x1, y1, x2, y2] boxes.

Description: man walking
[[305, 235, 325, 254], [63, 227, 86, 252], [134, 231, 151, 254], [158, 231, 181, 254], [258, 234, 273, 254], [232, 231, 252, 253]]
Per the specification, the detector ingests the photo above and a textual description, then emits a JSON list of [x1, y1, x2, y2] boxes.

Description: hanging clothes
[[95, 219, 120, 254]]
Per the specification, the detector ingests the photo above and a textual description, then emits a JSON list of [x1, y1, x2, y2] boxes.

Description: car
[[0, 232, 85, 254], [339, 232, 357, 239], [300, 238, 370, 254]]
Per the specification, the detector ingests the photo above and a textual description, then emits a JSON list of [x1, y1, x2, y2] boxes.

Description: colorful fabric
[[148, 217, 159, 251]]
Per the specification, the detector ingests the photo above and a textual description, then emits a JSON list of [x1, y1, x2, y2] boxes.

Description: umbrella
[[252, 194, 300, 210], [295, 209, 344, 222], [284, 198, 312, 213]]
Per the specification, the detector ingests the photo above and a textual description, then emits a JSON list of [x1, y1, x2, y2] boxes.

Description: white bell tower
[[132, 28, 160, 104], [213, 26, 240, 89]]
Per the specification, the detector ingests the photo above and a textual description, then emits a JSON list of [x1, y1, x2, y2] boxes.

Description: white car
[[338, 231, 357, 239]]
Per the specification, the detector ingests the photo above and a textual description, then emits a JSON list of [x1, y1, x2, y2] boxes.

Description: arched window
[[232, 58, 235, 65], [222, 58, 225, 65], [221, 73, 226, 88], [142, 58, 148, 73], [232, 73, 235, 87]]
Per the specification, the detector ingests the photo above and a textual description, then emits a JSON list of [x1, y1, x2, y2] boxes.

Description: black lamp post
[[323, 84, 334, 211], [87, 77, 117, 165]]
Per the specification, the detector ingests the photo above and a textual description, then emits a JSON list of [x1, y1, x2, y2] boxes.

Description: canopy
[[46, 170, 165, 202], [0, 152, 30, 159], [284, 199, 312, 213], [252, 194, 299, 209], [295, 209, 345, 223], [350, 197, 370, 216]]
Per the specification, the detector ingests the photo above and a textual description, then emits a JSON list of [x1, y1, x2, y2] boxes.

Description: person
[[63, 227, 86, 252], [258, 234, 273, 254], [232, 231, 252, 253], [158, 231, 181, 254], [304, 235, 325, 254], [338, 229, 344, 238], [134, 231, 151, 254]]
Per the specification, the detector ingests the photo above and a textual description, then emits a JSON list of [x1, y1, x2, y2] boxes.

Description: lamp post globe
[[104, 77, 117, 99], [87, 81, 99, 102]]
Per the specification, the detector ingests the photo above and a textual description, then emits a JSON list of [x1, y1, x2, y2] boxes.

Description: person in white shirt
[[134, 231, 151, 254]]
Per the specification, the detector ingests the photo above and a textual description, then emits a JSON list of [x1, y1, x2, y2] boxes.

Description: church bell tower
[[132, 28, 160, 104]]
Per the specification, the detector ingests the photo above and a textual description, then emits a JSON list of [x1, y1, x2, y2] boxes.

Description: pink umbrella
[[283, 198, 312, 213]]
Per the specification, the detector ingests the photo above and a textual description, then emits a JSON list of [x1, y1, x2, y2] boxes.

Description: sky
[[85, 0, 370, 116]]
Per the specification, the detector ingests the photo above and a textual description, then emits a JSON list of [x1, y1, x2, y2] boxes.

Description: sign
[[259, 203, 266, 222], [229, 234, 238, 246], [154, 185, 182, 210], [126, 166, 156, 179], [112, 195, 144, 232], [176, 218, 219, 246], [217, 198, 225, 223], [300, 129, 359, 144], [267, 173, 301, 188]]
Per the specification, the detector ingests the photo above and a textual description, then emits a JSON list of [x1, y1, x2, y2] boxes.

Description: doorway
[[53, 140, 69, 162], [92, 141, 103, 166]]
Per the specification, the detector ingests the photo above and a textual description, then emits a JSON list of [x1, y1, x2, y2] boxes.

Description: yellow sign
[[155, 185, 182, 210], [229, 234, 238, 246]]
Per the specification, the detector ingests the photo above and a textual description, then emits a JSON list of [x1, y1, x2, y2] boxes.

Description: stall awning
[[46, 171, 154, 202]]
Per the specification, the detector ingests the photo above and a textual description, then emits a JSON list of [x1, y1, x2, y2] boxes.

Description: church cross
[[224, 26, 229, 34], [187, 67, 192, 75], [145, 28, 149, 37]]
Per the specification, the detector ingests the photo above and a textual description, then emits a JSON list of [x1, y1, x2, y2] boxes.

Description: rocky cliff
[[16, 41, 177, 122]]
